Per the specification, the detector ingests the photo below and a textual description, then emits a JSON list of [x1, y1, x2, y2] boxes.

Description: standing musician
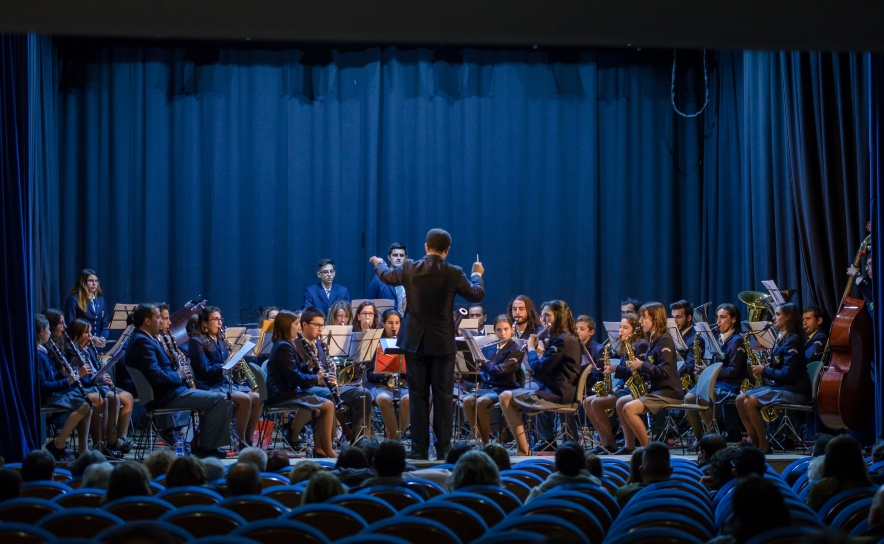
[[294, 307, 371, 444], [188, 306, 263, 449], [499, 300, 581, 457], [585, 312, 648, 454], [327, 300, 353, 327], [65, 318, 133, 458], [802, 305, 828, 362], [683, 303, 749, 441], [64, 269, 110, 347], [463, 314, 524, 446], [125, 303, 230, 458], [736, 302, 810, 453], [670, 300, 706, 379], [370, 228, 485, 460], [303, 258, 351, 317], [615, 302, 684, 454], [37, 313, 93, 460], [266, 309, 337, 458], [352, 301, 380, 332], [367, 309, 411, 440], [508, 295, 544, 340], [367, 242, 408, 312]]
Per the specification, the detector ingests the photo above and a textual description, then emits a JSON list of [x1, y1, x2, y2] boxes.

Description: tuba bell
[[738, 291, 775, 323], [693, 302, 713, 324]]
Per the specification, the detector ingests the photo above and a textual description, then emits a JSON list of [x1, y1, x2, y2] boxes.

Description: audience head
[[627, 447, 645, 484], [812, 433, 835, 458], [354, 438, 380, 466], [21, 450, 55, 482], [640, 442, 673, 483], [202, 457, 226, 482], [238, 447, 268, 472], [265, 450, 290, 473], [450, 451, 501, 491], [373, 440, 406, 478], [584, 452, 603, 478], [446, 442, 472, 465], [482, 443, 511, 472], [68, 449, 106, 477], [823, 434, 871, 485], [302, 471, 346, 504], [555, 441, 586, 477], [336, 446, 370, 470], [0, 468, 21, 503], [227, 462, 262, 496], [289, 461, 323, 484], [733, 445, 767, 478], [165, 456, 207, 488], [873, 441, 884, 464], [731, 475, 791, 543], [697, 433, 727, 463], [144, 449, 176, 479], [869, 485, 884, 530], [83, 462, 114, 489], [104, 461, 151, 504], [706, 447, 741, 490]]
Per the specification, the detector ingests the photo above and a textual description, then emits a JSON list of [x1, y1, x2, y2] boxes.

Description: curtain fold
[[0, 34, 39, 462], [871, 52, 883, 439]]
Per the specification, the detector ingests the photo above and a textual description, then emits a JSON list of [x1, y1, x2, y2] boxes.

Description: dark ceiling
[[1, 0, 880, 52]]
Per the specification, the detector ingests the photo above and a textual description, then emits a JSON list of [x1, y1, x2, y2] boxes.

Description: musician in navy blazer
[[64, 269, 110, 346], [370, 228, 484, 459], [124, 303, 229, 456], [303, 258, 351, 316], [367, 242, 408, 310], [802, 305, 828, 362]]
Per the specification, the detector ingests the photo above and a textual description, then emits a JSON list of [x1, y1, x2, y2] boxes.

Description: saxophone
[[739, 328, 778, 422], [682, 331, 702, 390], [591, 337, 617, 416], [624, 332, 650, 398], [221, 327, 259, 392]]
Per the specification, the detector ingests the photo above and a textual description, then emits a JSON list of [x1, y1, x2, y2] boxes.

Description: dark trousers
[[406, 347, 455, 456], [307, 384, 371, 441]]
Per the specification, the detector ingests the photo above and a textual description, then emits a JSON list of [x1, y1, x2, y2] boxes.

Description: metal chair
[[128, 366, 195, 459], [399, 501, 488, 543], [655, 362, 723, 451], [766, 361, 824, 453], [253, 362, 315, 452], [514, 364, 595, 448], [231, 519, 330, 544], [430, 491, 507, 528], [218, 495, 288, 521], [102, 496, 175, 521], [159, 505, 247, 538], [38, 507, 124, 539], [362, 516, 462, 544]]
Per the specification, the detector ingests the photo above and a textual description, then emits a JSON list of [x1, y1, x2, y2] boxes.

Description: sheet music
[[762, 280, 786, 305], [603, 321, 621, 342], [460, 318, 480, 331], [109, 303, 137, 330], [746, 322, 777, 349], [106, 325, 134, 358], [351, 298, 395, 313], [694, 322, 723, 358], [93, 356, 120, 381], [223, 341, 256, 371], [666, 318, 689, 350], [351, 328, 384, 362], [324, 325, 354, 357], [226, 334, 251, 363], [460, 329, 486, 364], [223, 327, 246, 344]]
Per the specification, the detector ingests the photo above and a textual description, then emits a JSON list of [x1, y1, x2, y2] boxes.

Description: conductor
[[370, 228, 484, 460]]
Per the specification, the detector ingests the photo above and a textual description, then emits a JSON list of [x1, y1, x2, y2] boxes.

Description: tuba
[[591, 337, 617, 416], [623, 332, 650, 398], [739, 326, 778, 422], [739, 291, 775, 323]]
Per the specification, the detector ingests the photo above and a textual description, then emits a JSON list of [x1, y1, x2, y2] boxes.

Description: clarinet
[[46, 338, 93, 404], [299, 333, 344, 409], [160, 332, 196, 389], [88, 337, 115, 388], [64, 331, 106, 399]]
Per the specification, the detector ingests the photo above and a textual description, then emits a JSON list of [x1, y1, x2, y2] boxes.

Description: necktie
[[395, 285, 406, 310], [325, 288, 332, 299]]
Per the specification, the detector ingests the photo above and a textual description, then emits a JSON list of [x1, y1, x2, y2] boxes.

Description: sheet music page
[[223, 341, 256, 370], [226, 334, 251, 363], [695, 322, 722, 358], [746, 322, 777, 349], [603, 321, 621, 342], [666, 318, 689, 350], [762, 280, 786, 304], [323, 325, 354, 357]]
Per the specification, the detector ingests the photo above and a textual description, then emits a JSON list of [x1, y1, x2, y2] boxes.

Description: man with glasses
[[367, 243, 408, 312], [293, 307, 371, 444], [304, 258, 351, 317]]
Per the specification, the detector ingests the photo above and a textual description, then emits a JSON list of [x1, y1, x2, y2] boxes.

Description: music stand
[[109, 304, 137, 330], [761, 280, 787, 305], [603, 321, 621, 342], [745, 322, 777, 349], [351, 298, 395, 314], [694, 322, 723, 359], [347, 329, 383, 443], [323, 326, 354, 358], [222, 340, 256, 448]]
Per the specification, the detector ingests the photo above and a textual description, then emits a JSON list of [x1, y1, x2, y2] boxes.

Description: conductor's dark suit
[[375, 253, 484, 457]]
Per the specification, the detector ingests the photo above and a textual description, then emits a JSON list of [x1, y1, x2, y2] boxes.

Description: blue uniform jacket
[[762, 335, 810, 395], [38, 348, 77, 403], [716, 332, 750, 388], [188, 335, 229, 389], [124, 329, 186, 408], [303, 282, 351, 317], [479, 339, 524, 391], [64, 295, 110, 340], [366, 276, 397, 303], [637, 334, 684, 400], [266, 339, 320, 402], [805, 331, 827, 362], [527, 333, 582, 404]]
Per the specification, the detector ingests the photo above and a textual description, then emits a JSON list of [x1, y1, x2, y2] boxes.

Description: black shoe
[[113, 439, 132, 454], [612, 447, 635, 456], [195, 447, 227, 459], [45, 440, 68, 461], [407, 451, 429, 461], [98, 443, 123, 460]]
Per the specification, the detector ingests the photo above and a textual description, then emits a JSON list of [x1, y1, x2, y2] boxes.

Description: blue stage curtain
[[0, 34, 39, 462], [871, 52, 883, 439]]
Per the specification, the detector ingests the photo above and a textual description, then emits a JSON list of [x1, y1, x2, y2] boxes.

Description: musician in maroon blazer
[[370, 228, 484, 460]]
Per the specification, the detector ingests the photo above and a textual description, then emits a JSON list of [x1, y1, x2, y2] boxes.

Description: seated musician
[[585, 312, 648, 454], [736, 303, 810, 453], [352, 301, 379, 332], [296, 307, 371, 444], [65, 318, 133, 458], [367, 309, 410, 440], [615, 302, 684, 454], [802, 305, 827, 362], [266, 309, 337, 458], [261, 306, 280, 322], [508, 295, 544, 340], [575, 315, 603, 385], [63, 269, 110, 348], [463, 314, 524, 446], [303, 258, 351, 318], [125, 303, 230, 458], [684, 303, 749, 441], [367, 242, 408, 311], [468, 303, 488, 334], [621, 296, 641, 316], [670, 300, 706, 380], [37, 313, 92, 460], [188, 306, 262, 449], [499, 300, 581, 456], [327, 300, 353, 326]]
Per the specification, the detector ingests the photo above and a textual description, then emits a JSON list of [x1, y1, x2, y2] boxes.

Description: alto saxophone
[[591, 337, 617, 416], [624, 332, 650, 398], [682, 331, 702, 390], [739, 328, 778, 422], [221, 327, 259, 392]]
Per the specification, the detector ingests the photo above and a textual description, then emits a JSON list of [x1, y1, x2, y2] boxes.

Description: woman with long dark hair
[[64, 269, 110, 348], [352, 301, 379, 332], [736, 302, 810, 453], [806, 434, 873, 510], [366, 309, 410, 440]]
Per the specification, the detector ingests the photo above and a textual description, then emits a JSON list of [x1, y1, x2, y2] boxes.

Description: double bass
[[818, 232, 873, 430], [168, 298, 208, 347]]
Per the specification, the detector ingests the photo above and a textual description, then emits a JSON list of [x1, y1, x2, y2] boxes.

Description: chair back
[[259, 472, 291, 489], [610, 510, 712, 541], [543, 489, 614, 531], [499, 469, 544, 488], [556, 483, 620, 519], [742, 525, 818, 544], [695, 362, 723, 404], [327, 494, 398, 524], [402, 478, 446, 499], [20, 480, 72, 500], [501, 477, 532, 504], [515, 498, 605, 544], [127, 367, 156, 405], [261, 484, 304, 508], [354, 486, 424, 511], [38, 507, 124, 539], [829, 498, 873, 534], [95, 520, 193, 544], [231, 519, 330, 544], [0, 522, 57, 544], [285, 504, 368, 541], [250, 363, 270, 403], [159, 505, 247, 538], [819, 487, 878, 524], [363, 516, 462, 544], [602, 526, 705, 544], [431, 491, 507, 527], [399, 501, 488, 543], [494, 513, 587, 543], [53, 488, 105, 509], [102, 496, 175, 521], [574, 363, 595, 406], [457, 484, 522, 514], [472, 531, 544, 544], [512, 463, 552, 478], [156, 485, 224, 507], [807, 361, 824, 400], [0, 497, 62, 525], [218, 495, 288, 521]]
